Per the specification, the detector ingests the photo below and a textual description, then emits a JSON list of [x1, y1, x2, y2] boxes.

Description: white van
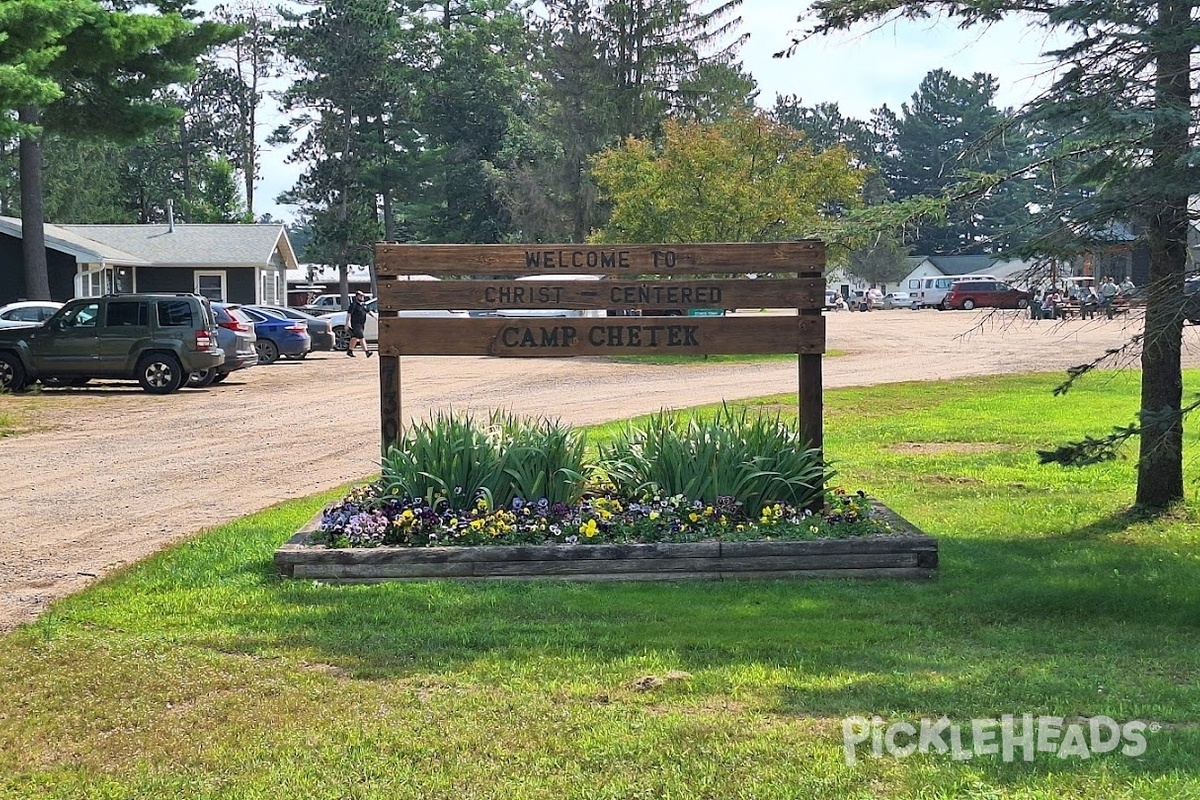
[[908, 274, 999, 309]]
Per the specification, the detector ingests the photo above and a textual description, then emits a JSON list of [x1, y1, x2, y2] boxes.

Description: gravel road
[[0, 308, 1183, 630]]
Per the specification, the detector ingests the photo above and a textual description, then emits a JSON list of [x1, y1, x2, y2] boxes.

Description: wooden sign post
[[372, 241, 827, 481]]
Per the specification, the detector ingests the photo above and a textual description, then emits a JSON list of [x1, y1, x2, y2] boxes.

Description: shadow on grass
[[207, 519, 1200, 690], [37, 503, 1198, 783], [218, 530, 1200, 777]]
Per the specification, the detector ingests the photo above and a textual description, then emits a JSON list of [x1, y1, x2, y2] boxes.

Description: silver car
[[0, 301, 63, 328], [187, 303, 258, 387]]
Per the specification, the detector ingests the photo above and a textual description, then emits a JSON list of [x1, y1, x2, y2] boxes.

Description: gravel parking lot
[[0, 307, 1187, 630]]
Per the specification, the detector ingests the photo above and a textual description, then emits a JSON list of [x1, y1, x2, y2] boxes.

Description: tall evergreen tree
[[772, 96, 891, 203], [806, 0, 1200, 508], [273, 0, 408, 290], [201, 1, 281, 216], [885, 69, 1030, 254], [2, 0, 234, 298], [414, 0, 535, 243]]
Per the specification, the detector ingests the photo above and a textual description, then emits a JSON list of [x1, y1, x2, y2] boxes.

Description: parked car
[[824, 290, 842, 311], [0, 293, 223, 394], [944, 280, 1031, 311], [0, 301, 64, 329], [187, 303, 258, 387], [238, 306, 312, 364], [1185, 279, 1200, 324], [324, 298, 469, 350], [850, 289, 879, 311], [881, 291, 914, 309], [245, 305, 335, 352], [296, 293, 375, 316], [912, 274, 1000, 309]]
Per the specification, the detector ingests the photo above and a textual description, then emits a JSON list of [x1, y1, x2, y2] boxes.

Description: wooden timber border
[[275, 503, 938, 583], [373, 241, 828, 467]]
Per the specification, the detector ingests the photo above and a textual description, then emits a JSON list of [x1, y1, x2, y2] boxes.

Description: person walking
[[345, 291, 373, 358]]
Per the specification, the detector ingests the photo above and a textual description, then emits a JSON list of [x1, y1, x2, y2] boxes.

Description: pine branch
[[1052, 333, 1144, 397], [1039, 396, 1200, 467]]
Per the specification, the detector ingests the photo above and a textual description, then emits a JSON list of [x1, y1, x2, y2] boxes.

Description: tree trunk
[[18, 106, 51, 301], [1135, 0, 1189, 508]]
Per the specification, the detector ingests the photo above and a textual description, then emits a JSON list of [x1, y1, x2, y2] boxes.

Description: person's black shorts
[[349, 324, 365, 339]]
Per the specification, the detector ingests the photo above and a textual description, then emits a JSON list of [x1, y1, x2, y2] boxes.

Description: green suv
[[0, 294, 225, 394]]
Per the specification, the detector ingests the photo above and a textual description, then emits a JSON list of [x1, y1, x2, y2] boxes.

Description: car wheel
[[962, 299, 976, 310], [333, 326, 349, 351], [187, 368, 217, 388], [136, 353, 184, 394], [1016, 298, 1030, 309], [0, 352, 27, 392], [256, 339, 280, 365], [211, 372, 229, 384]]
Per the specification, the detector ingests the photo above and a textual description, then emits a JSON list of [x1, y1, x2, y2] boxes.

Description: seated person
[[1040, 290, 1060, 320], [1080, 288, 1100, 319]]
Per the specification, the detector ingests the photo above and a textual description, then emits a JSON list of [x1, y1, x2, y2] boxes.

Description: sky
[[250, 2, 1064, 224]]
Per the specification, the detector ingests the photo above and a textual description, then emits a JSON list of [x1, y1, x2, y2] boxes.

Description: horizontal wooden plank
[[375, 242, 825, 277], [377, 278, 824, 312], [278, 541, 722, 566], [720, 536, 938, 558], [280, 545, 930, 580], [477, 557, 723, 576], [721, 567, 936, 581], [275, 567, 936, 583], [379, 316, 825, 356], [293, 562, 476, 579], [715, 552, 918, 572]]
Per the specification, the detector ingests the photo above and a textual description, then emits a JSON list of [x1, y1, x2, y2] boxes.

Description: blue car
[[239, 306, 311, 364]]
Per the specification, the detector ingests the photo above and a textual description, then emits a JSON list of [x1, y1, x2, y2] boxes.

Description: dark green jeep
[[0, 294, 225, 394]]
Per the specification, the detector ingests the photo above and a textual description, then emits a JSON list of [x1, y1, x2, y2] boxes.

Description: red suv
[[944, 280, 1031, 311]]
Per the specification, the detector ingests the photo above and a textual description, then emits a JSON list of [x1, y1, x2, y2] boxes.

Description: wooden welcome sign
[[373, 241, 827, 456]]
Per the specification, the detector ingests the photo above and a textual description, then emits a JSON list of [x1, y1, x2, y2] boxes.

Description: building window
[[75, 266, 113, 298], [195, 271, 226, 302]]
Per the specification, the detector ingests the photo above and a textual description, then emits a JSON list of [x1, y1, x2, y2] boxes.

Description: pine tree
[[806, 0, 1200, 508]]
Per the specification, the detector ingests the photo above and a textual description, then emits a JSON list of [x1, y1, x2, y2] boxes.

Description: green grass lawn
[[3, 371, 1200, 798], [0, 392, 42, 436]]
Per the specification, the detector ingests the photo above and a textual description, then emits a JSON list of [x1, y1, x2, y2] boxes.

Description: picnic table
[[1054, 297, 1135, 319]]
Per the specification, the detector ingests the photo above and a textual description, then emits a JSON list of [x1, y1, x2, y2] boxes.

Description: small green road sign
[[687, 308, 725, 317]]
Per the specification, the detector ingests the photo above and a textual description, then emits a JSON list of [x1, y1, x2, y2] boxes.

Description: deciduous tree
[[590, 110, 863, 242]]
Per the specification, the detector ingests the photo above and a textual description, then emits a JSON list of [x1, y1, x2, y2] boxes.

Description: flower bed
[[274, 495, 938, 583], [274, 409, 938, 582], [316, 485, 884, 549]]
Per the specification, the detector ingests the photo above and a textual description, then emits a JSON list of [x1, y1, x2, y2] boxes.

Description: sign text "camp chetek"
[[501, 324, 699, 349]]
